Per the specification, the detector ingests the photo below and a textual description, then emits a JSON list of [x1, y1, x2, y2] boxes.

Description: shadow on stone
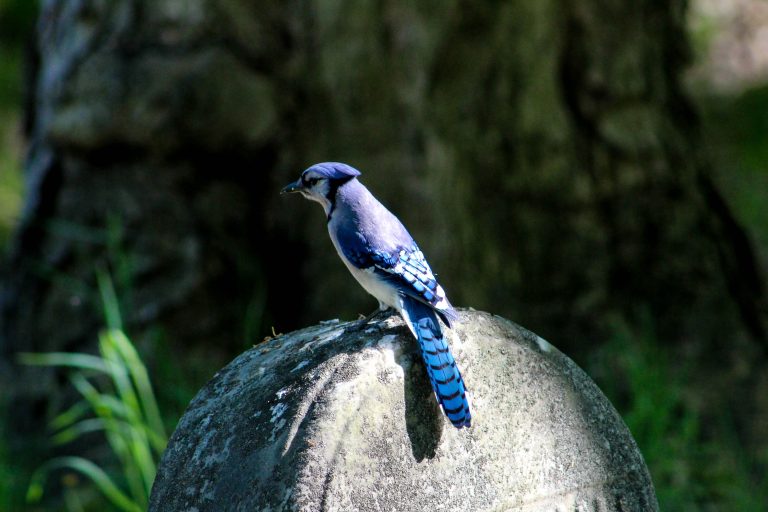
[[402, 344, 443, 461]]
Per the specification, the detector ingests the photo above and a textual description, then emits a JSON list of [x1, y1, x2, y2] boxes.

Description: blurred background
[[1, 0, 767, 510]]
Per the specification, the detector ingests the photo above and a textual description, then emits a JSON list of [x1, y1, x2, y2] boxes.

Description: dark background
[[1, 0, 767, 510]]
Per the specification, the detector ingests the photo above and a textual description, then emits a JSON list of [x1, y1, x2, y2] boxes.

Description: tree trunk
[[424, 0, 767, 349], [1, 0, 765, 494]]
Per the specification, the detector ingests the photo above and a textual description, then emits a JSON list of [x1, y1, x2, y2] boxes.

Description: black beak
[[281, 179, 302, 194]]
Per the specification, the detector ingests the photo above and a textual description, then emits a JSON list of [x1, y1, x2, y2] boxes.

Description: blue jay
[[282, 162, 471, 428]]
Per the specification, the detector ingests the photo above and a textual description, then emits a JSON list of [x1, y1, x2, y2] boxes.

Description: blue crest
[[302, 162, 361, 181]]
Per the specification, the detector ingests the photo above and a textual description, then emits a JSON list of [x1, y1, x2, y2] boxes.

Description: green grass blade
[[63, 486, 87, 512], [17, 352, 110, 373], [99, 332, 141, 414], [50, 400, 92, 431], [98, 330, 163, 502], [67, 376, 136, 423], [108, 329, 168, 443], [91, 394, 136, 422], [24, 271, 169, 510], [96, 269, 122, 331], [126, 423, 156, 499], [51, 418, 106, 445], [145, 427, 168, 454], [26, 456, 142, 512], [69, 372, 146, 503], [50, 417, 157, 505]]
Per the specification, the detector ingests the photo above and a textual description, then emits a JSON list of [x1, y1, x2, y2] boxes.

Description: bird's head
[[281, 162, 361, 213]]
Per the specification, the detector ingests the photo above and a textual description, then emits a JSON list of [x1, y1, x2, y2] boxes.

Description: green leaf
[[17, 352, 110, 373], [51, 418, 106, 446], [22, 269, 169, 511], [26, 456, 142, 512], [109, 329, 168, 444], [97, 268, 122, 331], [50, 400, 92, 431]]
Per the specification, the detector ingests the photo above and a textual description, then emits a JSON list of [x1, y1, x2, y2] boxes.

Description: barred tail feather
[[400, 296, 471, 428]]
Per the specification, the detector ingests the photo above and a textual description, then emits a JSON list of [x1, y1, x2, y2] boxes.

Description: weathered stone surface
[[150, 310, 658, 511]]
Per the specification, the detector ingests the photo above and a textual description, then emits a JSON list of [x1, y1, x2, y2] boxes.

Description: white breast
[[346, 264, 401, 310], [328, 218, 401, 312]]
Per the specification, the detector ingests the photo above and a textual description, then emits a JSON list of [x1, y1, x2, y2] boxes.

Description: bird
[[281, 162, 471, 428]]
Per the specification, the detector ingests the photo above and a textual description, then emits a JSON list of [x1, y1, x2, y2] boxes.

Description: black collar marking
[[326, 177, 355, 222]]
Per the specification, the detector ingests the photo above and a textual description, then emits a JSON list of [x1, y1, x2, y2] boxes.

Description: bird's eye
[[305, 177, 320, 187]]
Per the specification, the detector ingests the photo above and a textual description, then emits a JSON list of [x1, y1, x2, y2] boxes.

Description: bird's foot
[[349, 307, 393, 332]]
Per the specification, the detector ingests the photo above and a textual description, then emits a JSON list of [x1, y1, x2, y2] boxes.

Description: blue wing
[[336, 227, 456, 326], [373, 246, 458, 326]]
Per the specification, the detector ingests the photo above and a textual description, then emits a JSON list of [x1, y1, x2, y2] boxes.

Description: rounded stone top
[[150, 310, 657, 511]]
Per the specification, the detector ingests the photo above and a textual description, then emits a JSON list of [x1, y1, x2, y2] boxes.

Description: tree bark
[[425, 0, 766, 348]]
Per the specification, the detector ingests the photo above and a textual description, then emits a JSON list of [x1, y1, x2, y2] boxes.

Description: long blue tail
[[401, 297, 471, 428]]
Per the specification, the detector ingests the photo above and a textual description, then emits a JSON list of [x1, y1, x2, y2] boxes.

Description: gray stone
[[149, 310, 658, 511]]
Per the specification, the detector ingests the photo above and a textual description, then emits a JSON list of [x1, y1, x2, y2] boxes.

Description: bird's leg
[[352, 302, 394, 330], [358, 302, 390, 322]]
